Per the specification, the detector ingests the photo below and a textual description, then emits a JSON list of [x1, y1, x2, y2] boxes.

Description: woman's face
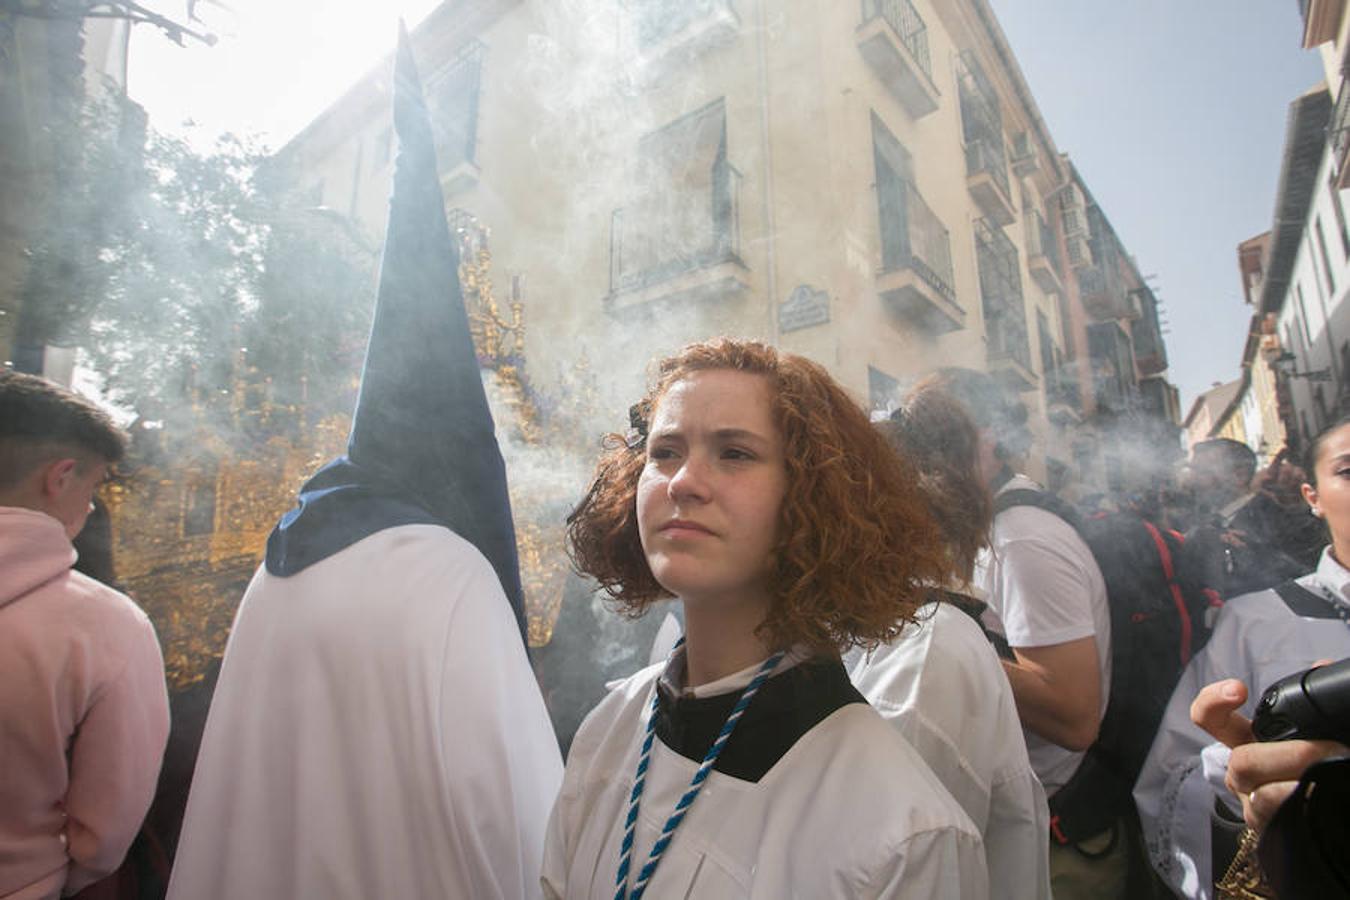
[[1302, 422, 1350, 550], [636, 369, 788, 608]]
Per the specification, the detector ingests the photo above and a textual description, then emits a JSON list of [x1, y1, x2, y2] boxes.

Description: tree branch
[[0, 0, 217, 46]]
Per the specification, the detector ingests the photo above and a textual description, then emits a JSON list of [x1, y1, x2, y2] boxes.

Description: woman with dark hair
[[1135, 415, 1350, 898], [849, 382, 1051, 899], [543, 338, 987, 899]]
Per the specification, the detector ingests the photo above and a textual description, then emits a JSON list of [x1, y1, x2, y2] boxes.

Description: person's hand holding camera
[[1191, 668, 1350, 834]]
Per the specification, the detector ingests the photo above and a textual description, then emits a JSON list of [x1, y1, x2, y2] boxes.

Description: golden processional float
[[102, 212, 590, 691]]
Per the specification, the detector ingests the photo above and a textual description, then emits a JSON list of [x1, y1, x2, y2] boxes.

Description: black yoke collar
[[653, 658, 865, 783]]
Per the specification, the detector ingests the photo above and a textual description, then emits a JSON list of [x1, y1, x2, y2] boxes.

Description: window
[[611, 99, 739, 291], [872, 113, 916, 274], [1316, 217, 1337, 297], [1331, 174, 1350, 257], [1037, 309, 1058, 406], [1298, 285, 1313, 350], [633, 0, 733, 49], [426, 41, 484, 171]]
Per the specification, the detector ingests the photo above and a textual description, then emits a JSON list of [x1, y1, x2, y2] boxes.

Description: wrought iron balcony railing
[[609, 160, 742, 295], [860, 0, 932, 80], [1333, 79, 1350, 186], [878, 174, 956, 304], [975, 218, 1031, 371], [1025, 208, 1062, 274], [427, 40, 484, 172], [634, 0, 736, 50], [965, 136, 1010, 202]]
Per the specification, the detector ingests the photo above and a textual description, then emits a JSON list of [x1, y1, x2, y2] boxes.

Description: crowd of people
[[5, 35, 1347, 900], [4, 339, 1348, 899]]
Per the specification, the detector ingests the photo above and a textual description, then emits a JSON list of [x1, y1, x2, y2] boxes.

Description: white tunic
[[847, 601, 1051, 900], [541, 654, 989, 899], [167, 525, 563, 900], [1133, 548, 1350, 899], [973, 475, 1112, 794]]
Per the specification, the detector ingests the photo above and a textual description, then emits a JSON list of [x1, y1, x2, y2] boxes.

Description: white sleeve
[[984, 769, 1052, 900], [989, 522, 1099, 648], [864, 827, 990, 900], [1133, 609, 1248, 900], [438, 556, 564, 900]]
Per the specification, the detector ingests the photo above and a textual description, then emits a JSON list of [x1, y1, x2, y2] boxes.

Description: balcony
[[1333, 79, 1350, 188], [957, 51, 1014, 226], [975, 219, 1036, 390], [1088, 321, 1139, 415], [633, 0, 739, 66], [875, 176, 963, 334], [856, 0, 939, 119], [427, 41, 485, 196], [1024, 209, 1063, 295], [605, 161, 749, 314], [986, 312, 1037, 390], [965, 138, 1015, 226], [1010, 130, 1038, 176], [1076, 263, 1136, 322], [1130, 286, 1168, 376], [1047, 370, 1082, 424], [1301, 0, 1346, 48]]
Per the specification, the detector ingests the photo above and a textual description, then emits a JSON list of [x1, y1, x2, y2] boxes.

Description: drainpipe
[[756, 0, 779, 345]]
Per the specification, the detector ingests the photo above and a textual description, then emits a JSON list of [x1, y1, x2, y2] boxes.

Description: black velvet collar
[[654, 658, 865, 783]]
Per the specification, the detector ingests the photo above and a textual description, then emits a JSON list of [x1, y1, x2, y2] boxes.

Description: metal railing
[[1332, 79, 1350, 184], [1076, 262, 1132, 320], [609, 161, 742, 295], [877, 174, 956, 304], [634, 0, 735, 49], [1088, 322, 1139, 413], [1025, 208, 1062, 274], [965, 136, 1010, 201], [427, 40, 485, 171], [975, 218, 1031, 371], [861, 0, 932, 80]]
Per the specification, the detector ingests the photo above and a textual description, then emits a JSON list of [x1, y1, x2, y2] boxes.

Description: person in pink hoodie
[[0, 371, 169, 900]]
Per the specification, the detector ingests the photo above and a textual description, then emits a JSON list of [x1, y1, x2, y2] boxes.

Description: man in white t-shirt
[[934, 369, 1120, 899]]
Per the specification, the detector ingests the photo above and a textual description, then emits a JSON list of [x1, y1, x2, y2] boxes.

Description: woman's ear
[[1302, 482, 1322, 517]]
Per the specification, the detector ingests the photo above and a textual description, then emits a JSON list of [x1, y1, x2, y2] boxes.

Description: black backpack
[[993, 489, 1219, 844]]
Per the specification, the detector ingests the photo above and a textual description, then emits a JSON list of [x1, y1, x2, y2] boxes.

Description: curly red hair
[[567, 338, 949, 654]]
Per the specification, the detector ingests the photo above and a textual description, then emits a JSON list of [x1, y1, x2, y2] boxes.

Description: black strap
[[1273, 580, 1343, 620]]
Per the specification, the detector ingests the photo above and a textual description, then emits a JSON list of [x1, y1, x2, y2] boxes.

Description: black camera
[[1251, 657, 1350, 744]]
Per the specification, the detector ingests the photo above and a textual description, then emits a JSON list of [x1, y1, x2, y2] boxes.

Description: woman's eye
[[723, 447, 754, 461], [648, 446, 678, 461]]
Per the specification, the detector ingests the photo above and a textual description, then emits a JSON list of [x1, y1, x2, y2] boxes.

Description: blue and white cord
[[614, 641, 785, 900]]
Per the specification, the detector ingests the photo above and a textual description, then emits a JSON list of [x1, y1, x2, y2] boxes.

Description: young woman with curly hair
[[849, 379, 1051, 900], [541, 338, 987, 900]]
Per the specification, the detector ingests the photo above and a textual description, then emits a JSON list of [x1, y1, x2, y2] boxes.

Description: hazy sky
[[127, 0, 441, 149], [987, 0, 1325, 411], [129, 1, 1326, 411]]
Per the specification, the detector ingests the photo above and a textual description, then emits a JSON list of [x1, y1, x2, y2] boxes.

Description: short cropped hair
[[1193, 438, 1257, 485], [567, 338, 948, 654], [0, 371, 126, 490], [880, 377, 992, 582], [926, 367, 1031, 461]]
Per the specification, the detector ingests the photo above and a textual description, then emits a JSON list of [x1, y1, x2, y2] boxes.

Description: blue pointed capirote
[[265, 22, 528, 642]]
